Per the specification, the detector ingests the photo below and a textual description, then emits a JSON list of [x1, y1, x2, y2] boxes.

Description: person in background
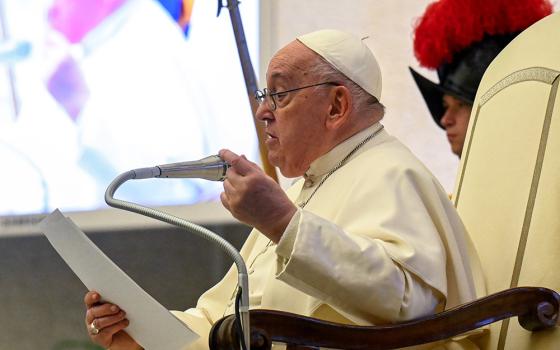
[[410, 0, 553, 157], [84, 29, 484, 349]]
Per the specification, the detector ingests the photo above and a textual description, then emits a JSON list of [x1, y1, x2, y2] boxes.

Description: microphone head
[[156, 155, 229, 181]]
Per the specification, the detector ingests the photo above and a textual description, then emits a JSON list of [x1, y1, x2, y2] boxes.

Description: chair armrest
[[209, 286, 559, 350]]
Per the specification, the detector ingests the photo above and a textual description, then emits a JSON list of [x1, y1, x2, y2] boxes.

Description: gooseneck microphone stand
[[105, 156, 250, 350]]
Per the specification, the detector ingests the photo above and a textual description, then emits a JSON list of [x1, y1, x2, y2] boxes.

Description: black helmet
[[409, 34, 517, 129]]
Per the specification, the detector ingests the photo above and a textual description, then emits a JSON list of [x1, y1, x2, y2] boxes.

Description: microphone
[[130, 155, 230, 181], [105, 156, 250, 350]]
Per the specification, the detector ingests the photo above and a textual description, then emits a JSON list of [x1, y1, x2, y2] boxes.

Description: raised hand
[[219, 149, 297, 243]]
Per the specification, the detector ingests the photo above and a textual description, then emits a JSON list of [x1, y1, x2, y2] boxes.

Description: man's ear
[[325, 85, 351, 130]]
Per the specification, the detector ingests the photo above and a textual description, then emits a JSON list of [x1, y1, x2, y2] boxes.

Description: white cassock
[[172, 123, 486, 349]]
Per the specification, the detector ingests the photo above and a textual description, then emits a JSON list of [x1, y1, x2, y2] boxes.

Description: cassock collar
[[304, 122, 383, 184]]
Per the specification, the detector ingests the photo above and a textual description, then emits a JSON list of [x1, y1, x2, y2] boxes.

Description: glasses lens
[[265, 89, 276, 110]]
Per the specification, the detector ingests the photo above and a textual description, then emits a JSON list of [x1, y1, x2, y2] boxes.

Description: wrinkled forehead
[[266, 41, 318, 85]]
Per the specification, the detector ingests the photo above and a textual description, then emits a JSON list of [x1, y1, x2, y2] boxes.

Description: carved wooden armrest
[[209, 287, 559, 350]]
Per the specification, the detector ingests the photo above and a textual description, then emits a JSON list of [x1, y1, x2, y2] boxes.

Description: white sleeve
[[275, 209, 443, 324], [170, 309, 213, 350]]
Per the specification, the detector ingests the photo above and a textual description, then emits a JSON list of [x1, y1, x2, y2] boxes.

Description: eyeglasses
[[254, 82, 338, 111]]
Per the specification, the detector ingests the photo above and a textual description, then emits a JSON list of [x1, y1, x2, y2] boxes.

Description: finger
[[220, 149, 257, 176], [220, 192, 231, 212], [94, 310, 127, 330], [84, 291, 100, 308], [224, 168, 243, 188], [93, 319, 130, 347], [222, 178, 236, 195], [238, 154, 262, 172], [86, 303, 121, 324], [218, 149, 239, 162], [229, 154, 257, 176]]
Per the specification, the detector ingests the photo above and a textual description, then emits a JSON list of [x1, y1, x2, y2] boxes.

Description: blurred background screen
[[0, 0, 260, 219]]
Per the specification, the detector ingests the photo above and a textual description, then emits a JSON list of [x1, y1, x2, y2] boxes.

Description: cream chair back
[[453, 12, 560, 350]]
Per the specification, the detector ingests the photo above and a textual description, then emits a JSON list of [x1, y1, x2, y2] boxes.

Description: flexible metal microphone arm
[[104, 158, 249, 349]]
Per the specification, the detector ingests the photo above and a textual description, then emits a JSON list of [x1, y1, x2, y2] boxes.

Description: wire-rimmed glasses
[[254, 82, 338, 111]]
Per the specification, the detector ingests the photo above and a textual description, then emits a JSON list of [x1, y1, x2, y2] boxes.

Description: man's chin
[[277, 170, 296, 178], [277, 165, 307, 179], [266, 154, 306, 178], [451, 145, 463, 158]]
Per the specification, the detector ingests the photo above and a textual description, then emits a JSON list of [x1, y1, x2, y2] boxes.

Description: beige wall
[[260, 0, 461, 192]]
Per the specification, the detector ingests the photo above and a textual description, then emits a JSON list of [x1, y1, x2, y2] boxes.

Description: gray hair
[[308, 55, 385, 118]]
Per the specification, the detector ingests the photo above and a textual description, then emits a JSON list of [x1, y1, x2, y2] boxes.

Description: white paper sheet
[[38, 209, 199, 350]]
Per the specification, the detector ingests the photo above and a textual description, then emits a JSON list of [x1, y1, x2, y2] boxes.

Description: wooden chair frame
[[209, 287, 559, 349]]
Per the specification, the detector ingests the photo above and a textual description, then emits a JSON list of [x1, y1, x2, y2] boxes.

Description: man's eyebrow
[[269, 71, 287, 80], [268, 72, 295, 88]]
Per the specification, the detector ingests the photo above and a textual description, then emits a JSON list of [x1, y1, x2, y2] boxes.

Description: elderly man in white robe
[[83, 29, 484, 350]]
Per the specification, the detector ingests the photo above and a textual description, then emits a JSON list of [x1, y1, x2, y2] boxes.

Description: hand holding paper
[[84, 291, 140, 349], [39, 209, 198, 350]]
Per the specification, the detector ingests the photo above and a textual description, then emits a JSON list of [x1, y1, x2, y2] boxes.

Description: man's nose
[[256, 101, 273, 122], [440, 111, 454, 128]]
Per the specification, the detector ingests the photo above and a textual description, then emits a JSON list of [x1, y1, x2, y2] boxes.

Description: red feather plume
[[413, 0, 553, 69]]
